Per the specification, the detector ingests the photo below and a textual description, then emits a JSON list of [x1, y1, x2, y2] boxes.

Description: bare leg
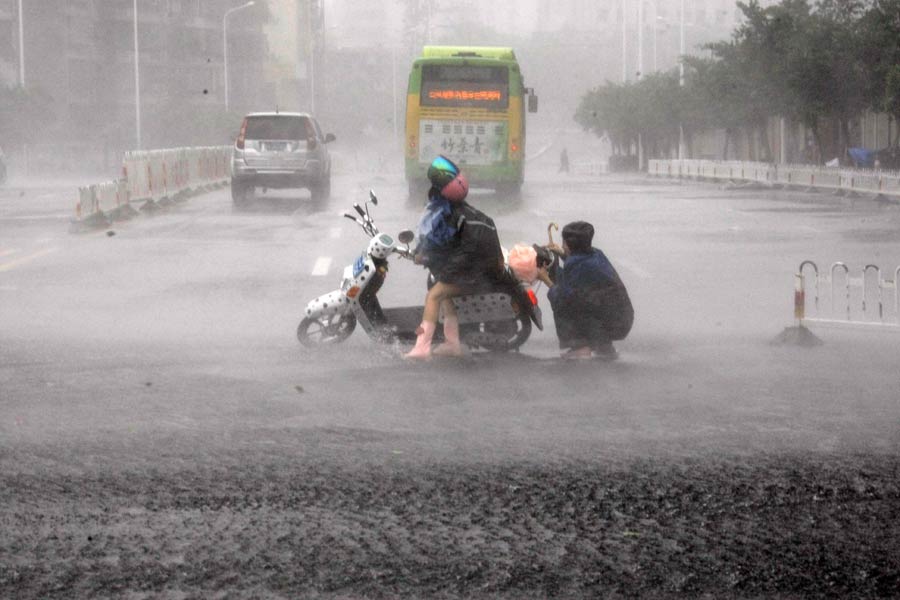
[[422, 282, 462, 322], [433, 297, 463, 356], [404, 282, 463, 360]]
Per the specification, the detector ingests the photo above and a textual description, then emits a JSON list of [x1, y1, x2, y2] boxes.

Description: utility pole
[[133, 0, 142, 150], [637, 0, 644, 170], [307, 0, 315, 114], [224, 2, 256, 113], [637, 0, 644, 80], [17, 0, 25, 87], [621, 0, 627, 82], [678, 0, 685, 160]]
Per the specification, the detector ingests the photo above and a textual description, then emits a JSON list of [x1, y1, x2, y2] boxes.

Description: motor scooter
[[297, 191, 542, 352]]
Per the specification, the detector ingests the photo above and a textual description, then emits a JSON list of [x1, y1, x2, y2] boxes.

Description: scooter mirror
[[369, 190, 378, 205], [397, 229, 415, 244]]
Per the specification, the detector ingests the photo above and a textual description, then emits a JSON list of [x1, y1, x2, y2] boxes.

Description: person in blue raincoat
[[536, 221, 633, 359]]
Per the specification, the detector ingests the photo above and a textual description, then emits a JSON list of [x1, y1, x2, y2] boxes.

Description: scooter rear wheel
[[297, 313, 356, 347], [472, 314, 532, 352]]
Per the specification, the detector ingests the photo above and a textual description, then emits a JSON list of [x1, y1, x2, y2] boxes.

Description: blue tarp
[[848, 147, 876, 168]]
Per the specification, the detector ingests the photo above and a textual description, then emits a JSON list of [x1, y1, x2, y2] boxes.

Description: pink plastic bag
[[508, 243, 538, 283]]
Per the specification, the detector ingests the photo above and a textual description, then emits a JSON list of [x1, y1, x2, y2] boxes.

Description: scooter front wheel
[[297, 313, 356, 347]]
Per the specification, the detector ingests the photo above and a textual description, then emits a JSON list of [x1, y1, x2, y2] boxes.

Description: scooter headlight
[[367, 234, 395, 259]]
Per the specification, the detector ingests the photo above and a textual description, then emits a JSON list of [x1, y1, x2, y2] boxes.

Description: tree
[[858, 0, 900, 145]]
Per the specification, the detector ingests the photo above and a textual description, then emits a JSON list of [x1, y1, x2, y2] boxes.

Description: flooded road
[[2, 170, 898, 597]]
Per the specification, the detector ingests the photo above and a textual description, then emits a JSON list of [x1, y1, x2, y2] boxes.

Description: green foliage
[[575, 71, 685, 155], [575, 0, 900, 162], [858, 0, 900, 122]]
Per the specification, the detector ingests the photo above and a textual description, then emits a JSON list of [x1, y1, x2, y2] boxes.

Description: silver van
[[231, 112, 335, 206]]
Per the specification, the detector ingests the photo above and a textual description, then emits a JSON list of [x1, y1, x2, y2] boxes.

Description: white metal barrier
[[793, 260, 900, 332], [74, 145, 232, 229], [649, 159, 900, 199], [572, 160, 609, 176]]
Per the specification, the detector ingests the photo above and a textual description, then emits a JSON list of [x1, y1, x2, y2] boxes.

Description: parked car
[[230, 112, 335, 207]]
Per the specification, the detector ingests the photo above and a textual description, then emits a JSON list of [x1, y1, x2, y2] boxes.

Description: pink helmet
[[440, 171, 469, 202]]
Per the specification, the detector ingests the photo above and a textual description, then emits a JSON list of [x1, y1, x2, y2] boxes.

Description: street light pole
[[391, 46, 398, 143], [678, 0, 685, 160], [133, 0, 141, 149], [637, 0, 644, 170], [224, 1, 256, 113], [621, 0, 627, 82], [17, 0, 24, 87], [653, 0, 658, 72], [637, 0, 644, 80], [306, 0, 315, 114]]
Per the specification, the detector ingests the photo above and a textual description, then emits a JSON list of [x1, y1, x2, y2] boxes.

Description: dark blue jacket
[[548, 248, 633, 336], [414, 190, 504, 287]]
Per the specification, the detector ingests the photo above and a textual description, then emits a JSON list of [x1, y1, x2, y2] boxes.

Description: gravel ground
[[2, 431, 898, 599]]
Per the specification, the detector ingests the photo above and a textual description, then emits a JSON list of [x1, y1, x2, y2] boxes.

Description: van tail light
[[236, 118, 248, 149]]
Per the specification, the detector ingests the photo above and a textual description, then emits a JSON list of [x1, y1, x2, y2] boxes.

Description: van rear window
[[244, 116, 313, 140]]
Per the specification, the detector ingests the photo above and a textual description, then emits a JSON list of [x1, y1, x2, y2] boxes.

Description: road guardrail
[[793, 260, 900, 333], [72, 146, 232, 231], [648, 159, 900, 199]]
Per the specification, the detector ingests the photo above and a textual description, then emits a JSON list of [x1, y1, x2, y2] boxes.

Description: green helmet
[[427, 155, 460, 189]]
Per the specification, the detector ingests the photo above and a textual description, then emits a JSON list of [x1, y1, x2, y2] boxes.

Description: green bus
[[405, 46, 538, 197]]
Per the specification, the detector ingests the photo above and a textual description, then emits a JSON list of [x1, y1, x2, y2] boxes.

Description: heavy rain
[[1, 0, 899, 598]]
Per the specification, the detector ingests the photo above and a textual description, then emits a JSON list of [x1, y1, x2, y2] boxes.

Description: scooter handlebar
[[393, 246, 414, 261]]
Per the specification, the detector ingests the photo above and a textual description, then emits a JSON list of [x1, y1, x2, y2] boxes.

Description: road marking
[[0, 247, 58, 273], [311, 256, 332, 276], [529, 208, 550, 218], [329, 227, 341, 239], [0, 248, 20, 258], [617, 259, 651, 280]]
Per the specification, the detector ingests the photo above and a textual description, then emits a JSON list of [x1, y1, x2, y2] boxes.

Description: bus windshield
[[420, 65, 509, 109]]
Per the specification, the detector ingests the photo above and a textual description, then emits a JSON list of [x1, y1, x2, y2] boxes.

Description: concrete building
[[0, 0, 20, 88], [0, 0, 268, 172]]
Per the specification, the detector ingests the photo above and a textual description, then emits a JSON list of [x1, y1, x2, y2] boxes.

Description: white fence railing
[[648, 159, 900, 198], [793, 260, 900, 333], [73, 146, 232, 228]]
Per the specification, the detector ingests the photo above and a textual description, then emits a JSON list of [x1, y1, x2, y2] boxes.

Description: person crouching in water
[[405, 156, 505, 360], [536, 221, 634, 359]]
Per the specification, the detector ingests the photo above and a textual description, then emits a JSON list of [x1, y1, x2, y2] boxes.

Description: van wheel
[[496, 182, 522, 199], [310, 176, 331, 204], [231, 181, 252, 208]]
